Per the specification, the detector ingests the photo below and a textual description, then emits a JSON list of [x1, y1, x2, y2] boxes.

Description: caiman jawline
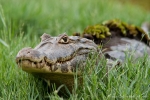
[[16, 47, 92, 68], [16, 51, 88, 69]]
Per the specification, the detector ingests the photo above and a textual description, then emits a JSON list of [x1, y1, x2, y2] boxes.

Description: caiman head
[[16, 33, 98, 75]]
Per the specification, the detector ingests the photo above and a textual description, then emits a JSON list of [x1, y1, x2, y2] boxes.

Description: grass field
[[0, 0, 150, 99]]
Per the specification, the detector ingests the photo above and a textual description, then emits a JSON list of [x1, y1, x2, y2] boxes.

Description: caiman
[[16, 19, 150, 92]]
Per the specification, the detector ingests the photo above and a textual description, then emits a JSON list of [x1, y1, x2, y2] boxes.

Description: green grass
[[0, 0, 150, 99]]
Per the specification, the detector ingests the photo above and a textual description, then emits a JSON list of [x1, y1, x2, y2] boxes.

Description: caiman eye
[[59, 36, 69, 44]]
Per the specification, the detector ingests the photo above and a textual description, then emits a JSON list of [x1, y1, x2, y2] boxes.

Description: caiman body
[[78, 19, 150, 62]]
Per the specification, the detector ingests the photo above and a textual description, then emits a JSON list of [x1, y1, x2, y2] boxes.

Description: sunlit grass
[[0, 0, 150, 99]]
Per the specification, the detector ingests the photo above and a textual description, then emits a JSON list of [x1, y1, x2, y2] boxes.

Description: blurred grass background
[[0, 0, 150, 38], [0, 0, 150, 99], [121, 0, 150, 11]]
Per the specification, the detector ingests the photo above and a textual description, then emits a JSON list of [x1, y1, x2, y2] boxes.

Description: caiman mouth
[[16, 55, 74, 70], [16, 51, 75, 68], [16, 48, 90, 74]]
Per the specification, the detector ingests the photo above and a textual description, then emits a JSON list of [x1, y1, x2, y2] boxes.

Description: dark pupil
[[63, 37, 67, 42]]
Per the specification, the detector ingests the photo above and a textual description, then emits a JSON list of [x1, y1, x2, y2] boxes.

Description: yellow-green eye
[[59, 36, 69, 44]]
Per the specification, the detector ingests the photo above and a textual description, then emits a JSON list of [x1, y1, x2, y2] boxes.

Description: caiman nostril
[[18, 60, 21, 63], [34, 62, 37, 64], [39, 60, 42, 63], [27, 51, 30, 54]]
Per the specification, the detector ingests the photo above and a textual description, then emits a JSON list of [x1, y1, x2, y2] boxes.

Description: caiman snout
[[16, 47, 45, 63]]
